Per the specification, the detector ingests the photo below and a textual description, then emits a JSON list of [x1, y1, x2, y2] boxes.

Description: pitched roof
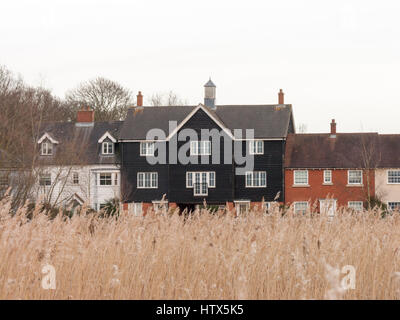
[[204, 79, 216, 87], [119, 104, 293, 140], [284, 133, 381, 169], [376, 135, 400, 168], [39, 121, 123, 165]]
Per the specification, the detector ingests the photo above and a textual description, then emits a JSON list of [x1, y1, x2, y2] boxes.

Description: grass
[[0, 198, 399, 300]]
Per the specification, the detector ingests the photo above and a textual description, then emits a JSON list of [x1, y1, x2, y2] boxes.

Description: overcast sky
[[1, 0, 400, 133]]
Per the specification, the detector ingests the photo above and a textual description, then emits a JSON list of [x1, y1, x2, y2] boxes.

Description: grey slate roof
[[119, 104, 293, 140], [204, 79, 216, 87], [39, 121, 123, 165]]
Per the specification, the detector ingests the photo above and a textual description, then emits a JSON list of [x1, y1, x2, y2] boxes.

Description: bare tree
[[297, 123, 308, 133], [360, 133, 381, 208], [0, 65, 74, 209], [149, 91, 188, 106], [65, 77, 134, 121]]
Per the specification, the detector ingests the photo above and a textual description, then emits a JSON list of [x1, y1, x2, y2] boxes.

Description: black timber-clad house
[[119, 81, 295, 214]]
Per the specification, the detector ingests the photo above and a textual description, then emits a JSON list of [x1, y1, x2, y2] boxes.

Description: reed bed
[[0, 198, 399, 300]]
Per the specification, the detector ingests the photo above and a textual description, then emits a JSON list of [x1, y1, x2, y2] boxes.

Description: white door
[[319, 199, 337, 217]]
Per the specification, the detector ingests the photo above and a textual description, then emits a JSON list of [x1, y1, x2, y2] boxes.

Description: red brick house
[[284, 120, 379, 215]]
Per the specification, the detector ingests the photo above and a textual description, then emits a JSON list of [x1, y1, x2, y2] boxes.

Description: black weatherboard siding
[[234, 140, 285, 202], [168, 108, 234, 204], [119, 104, 294, 205], [121, 142, 168, 202]]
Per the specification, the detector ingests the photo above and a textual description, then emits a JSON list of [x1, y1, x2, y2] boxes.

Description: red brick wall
[[285, 169, 375, 209]]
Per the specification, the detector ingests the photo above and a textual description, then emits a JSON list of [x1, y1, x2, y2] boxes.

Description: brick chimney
[[278, 89, 284, 104], [330, 119, 337, 134], [137, 91, 143, 107], [76, 105, 94, 124]]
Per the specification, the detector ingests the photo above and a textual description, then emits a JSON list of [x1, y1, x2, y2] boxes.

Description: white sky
[[1, 0, 400, 133]]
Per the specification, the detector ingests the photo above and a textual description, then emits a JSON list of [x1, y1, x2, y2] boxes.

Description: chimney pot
[[137, 91, 143, 107], [278, 89, 284, 104]]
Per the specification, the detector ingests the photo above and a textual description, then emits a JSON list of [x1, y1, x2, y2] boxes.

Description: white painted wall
[[33, 165, 120, 210], [375, 169, 400, 204]]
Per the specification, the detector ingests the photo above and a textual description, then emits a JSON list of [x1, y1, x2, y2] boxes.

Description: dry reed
[[0, 198, 399, 300]]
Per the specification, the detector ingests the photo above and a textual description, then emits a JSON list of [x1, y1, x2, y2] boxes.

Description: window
[[348, 201, 364, 211], [99, 173, 112, 185], [388, 202, 400, 212], [190, 141, 211, 156], [249, 140, 264, 155], [98, 173, 118, 186], [140, 142, 155, 156], [102, 142, 114, 155], [132, 203, 143, 216], [294, 202, 308, 214], [235, 201, 250, 215], [324, 170, 332, 184], [0, 172, 9, 186], [263, 202, 271, 214], [186, 172, 215, 188], [72, 172, 79, 185], [388, 170, 400, 184], [39, 173, 51, 186], [137, 172, 158, 188], [153, 201, 168, 211], [41, 142, 53, 156], [193, 172, 209, 196], [99, 203, 107, 210], [294, 170, 308, 185], [245, 171, 267, 187], [348, 170, 362, 185]]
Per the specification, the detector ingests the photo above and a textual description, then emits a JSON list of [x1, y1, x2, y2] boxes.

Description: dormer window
[[98, 131, 117, 155], [41, 141, 53, 156], [38, 132, 58, 156], [102, 141, 114, 155]]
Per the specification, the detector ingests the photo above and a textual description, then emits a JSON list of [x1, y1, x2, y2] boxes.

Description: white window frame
[[97, 172, 119, 186], [72, 172, 79, 185], [39, 173, 52, 186], [137, 172, 158, 189], [186, 172, 215, 188], [294, 201, 308, 214], [323, 170, 332, 184], [190, 141, 211, 156], [140, 142, 155, 156], [388, 202, 400, 212], [41, 142, 53, 156], [153, 200, 169, 211], [102, 141, 114, 155], [294, 170, 308, 185], [245, 171, 267, 188], [193, 172, 209, 196], [348, 201, 364, 211], [234, 200, 250, 215], [249, 140, 264, 155], [132, 202, 143, 216], [388, 170, 400, 184], [348, 170, 363, 185]]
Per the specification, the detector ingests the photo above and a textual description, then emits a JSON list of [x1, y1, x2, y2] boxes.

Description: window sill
[[292, 184, 310, 188], [346, 184, 363, 187], [322, 183, 333, 186]]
